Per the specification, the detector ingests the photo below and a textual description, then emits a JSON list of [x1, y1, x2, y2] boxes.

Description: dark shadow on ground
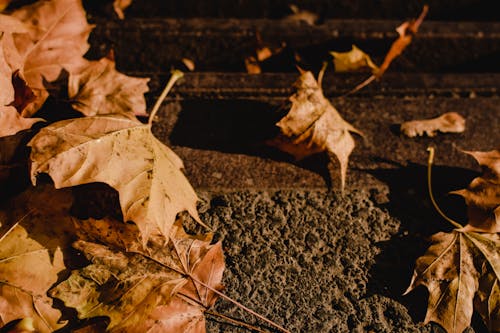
[[168, 99, 334, 185], [365, 163, 488, 332]]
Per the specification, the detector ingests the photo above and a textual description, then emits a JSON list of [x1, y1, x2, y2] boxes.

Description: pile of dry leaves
[[1, 0, 226, 332]]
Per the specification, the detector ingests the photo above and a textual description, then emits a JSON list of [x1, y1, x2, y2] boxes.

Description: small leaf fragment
[[270, 70, 362, 189], [400, 112, 466, 138], [331, 45, 379, 73], [68, 57, 150, 117]]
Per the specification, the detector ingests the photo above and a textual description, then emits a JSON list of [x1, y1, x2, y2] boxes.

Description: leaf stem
[[206, 310, 269, 333], [426, 147, 463, 229], [317, 61, 328, 89], [148, 70, 184, 127]]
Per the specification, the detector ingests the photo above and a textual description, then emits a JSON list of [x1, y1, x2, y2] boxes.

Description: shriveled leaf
[[113, 0, 132, 20], [0, 185, 75, 332], [331, 45, 378, 73], [0, 105, 43, 137], [29, 114, 200, 239], [400, 112, 466, 137], [376, 5, 428, 77], [405, 231, 500, 333], [452, 149, 500, 233], [68, 57, 150, 117], [269, 70, 362, 189], [10, 0, 92, 116], [52, 218, 224, 333]]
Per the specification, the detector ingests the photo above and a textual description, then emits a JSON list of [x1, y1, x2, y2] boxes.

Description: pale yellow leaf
[[29, 114, 200, 239], [331, 45, 379, 73]]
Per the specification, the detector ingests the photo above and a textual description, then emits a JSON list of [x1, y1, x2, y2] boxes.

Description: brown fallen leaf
[[330, 45, 379, 73], [0, 185, 76, 332], [405, 231, 499, 333], [113, 0, 132, 20], [269, 69, 362, 189], [400, 112, 466, 137], [51, 217, 224, 333], [0, 106, 43, 137], [376, 5, 428, 77], [29, 113, 201, 240], [68, 57, 150, 117], [9, 0, 93, 116], [451, 149, 500, 233]]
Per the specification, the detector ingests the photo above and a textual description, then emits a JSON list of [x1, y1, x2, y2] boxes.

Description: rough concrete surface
[[178, 187, 485, 333]]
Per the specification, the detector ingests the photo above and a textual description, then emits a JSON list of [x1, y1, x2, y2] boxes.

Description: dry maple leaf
[[29, 113, 201, 240], [451, 149, 500, 233], [8, 0, 92, 116], [405, 231, 499, 333], [270, 70, 362, 189], [51, 217, 224, 333], [330, 45, 379, 73], [113, 0, 132, 20], [68, 57, 150, 117], [0, 185, 76, 332], [400, 112, 466, 138]]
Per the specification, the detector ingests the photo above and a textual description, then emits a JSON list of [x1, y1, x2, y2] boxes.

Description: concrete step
[[88, 19, 500, 73]]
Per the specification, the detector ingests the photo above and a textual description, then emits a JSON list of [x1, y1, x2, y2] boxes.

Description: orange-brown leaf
[[376, 5, 428, 77], [10, 0, 92, 116], [68, 57, 150, 117], [52, 218, 224, 333]]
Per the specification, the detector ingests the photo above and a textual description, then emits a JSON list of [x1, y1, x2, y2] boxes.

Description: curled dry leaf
[[330, 45, 379, 73], [52, 218, 224, 333], [400, 112, 466, 138], [113, 0, 132, 20], [68, 57, 150, 117], [405, 231, 500, 333], [269, 70, 362, 189], [451, 149, 500, 233], [9, 0, 92, 116], [376, 5, 428, 77], [0, 185, 75, 332], [29, 114, 201, 240]]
